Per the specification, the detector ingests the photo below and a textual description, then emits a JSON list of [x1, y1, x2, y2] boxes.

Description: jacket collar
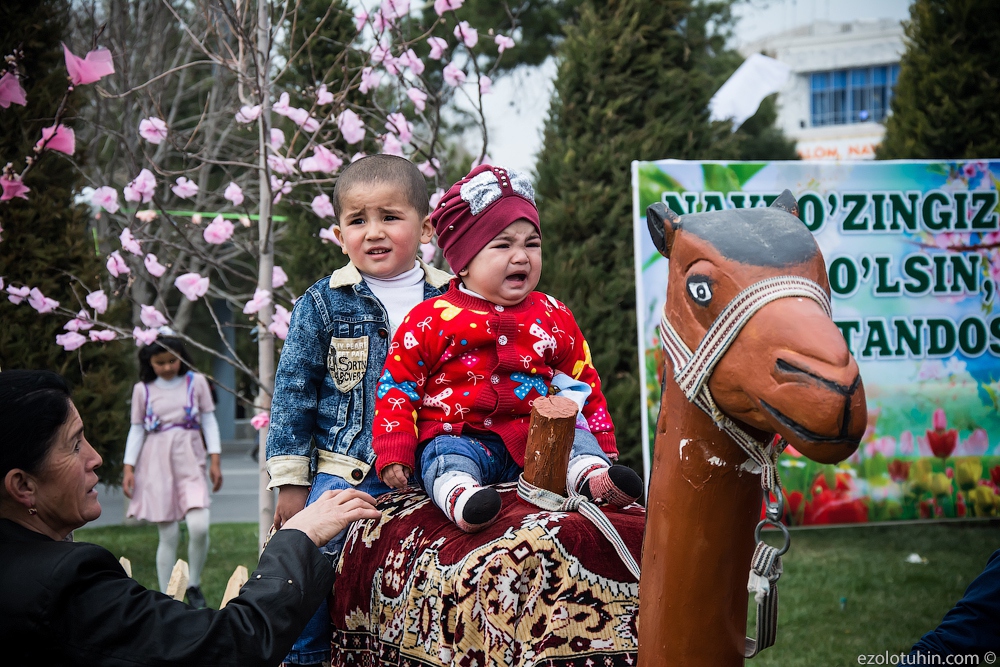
[[328, 259, 452, 290]]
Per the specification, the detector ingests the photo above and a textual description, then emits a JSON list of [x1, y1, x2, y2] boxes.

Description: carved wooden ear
[[646, 203, 681, 258], [770, 189, 799, 217]]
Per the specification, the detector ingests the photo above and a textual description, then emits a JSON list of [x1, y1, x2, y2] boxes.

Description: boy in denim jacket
[[265, 155, 450, 666]]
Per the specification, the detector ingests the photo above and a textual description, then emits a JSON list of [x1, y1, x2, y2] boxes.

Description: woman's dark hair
[[137, 337, 195, 384], [0, 370, 72, 478]]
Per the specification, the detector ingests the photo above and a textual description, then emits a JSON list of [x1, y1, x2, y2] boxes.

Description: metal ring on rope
[[754, 518, 791, 557]]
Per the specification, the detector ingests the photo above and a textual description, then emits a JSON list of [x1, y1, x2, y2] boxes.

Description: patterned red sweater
[[372, 281, 616, 476]]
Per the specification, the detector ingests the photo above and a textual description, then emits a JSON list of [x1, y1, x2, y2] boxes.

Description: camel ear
[[646, 202, 681, 258], [770, 189, 799, 217]]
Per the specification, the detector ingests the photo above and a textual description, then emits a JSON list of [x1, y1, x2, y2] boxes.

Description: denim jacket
[[265, 260, 451, 488]]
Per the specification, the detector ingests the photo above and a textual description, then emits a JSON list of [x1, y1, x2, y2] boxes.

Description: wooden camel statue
[[638, 190, 867, 666]]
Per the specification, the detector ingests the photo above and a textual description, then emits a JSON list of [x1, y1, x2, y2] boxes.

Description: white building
[[742, 19, 905, 161]]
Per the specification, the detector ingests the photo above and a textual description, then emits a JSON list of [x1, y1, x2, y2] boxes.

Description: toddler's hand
[[381, 464, 412, 489], [273, 485, 310, 529]]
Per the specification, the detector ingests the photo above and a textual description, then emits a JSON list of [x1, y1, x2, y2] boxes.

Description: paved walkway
[[90, 443, 269, 527]]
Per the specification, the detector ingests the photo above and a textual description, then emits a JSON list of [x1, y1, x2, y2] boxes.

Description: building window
[[810, 65, 899, 127]]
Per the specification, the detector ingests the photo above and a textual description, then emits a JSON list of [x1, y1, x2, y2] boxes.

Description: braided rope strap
[[744, 541, 784, 658], [516, 475, 641, 581]]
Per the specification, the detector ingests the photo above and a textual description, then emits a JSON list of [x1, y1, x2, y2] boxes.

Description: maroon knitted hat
[[430, 164, 540, 273]]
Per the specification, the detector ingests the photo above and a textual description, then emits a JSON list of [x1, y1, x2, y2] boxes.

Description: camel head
[[647, 190, 865, 464]]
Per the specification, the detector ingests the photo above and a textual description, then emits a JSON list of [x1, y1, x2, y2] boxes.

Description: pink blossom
[[371, 44, 389, 65], [443, 63, 466, 87], [384, 113, 413, 144], [243, 288, 272, 315], [272, 92, 292, 116], [224, 182, 244, 206], [932, 407, 948, 431], [898, 430, 914, 456], [961, 428, 990, 456], [382, 0, 410, 20], [89, 329, 117, 342], [311, 194, 335, 218], [316, 84, 334, 105], [235, 105, 261, 123], [917, 359, 946, 381], [285, 107, 320, 132], [933, 232, 968, 250], [62, 44, 115, 85], [124, 169, 156, 203], [864, 436, 896, 459], [319, 224, 341, 245], [338, 109, 366, 144], [106, 251, 130, 277], [272, 265, 288, 289], [7, 285, 30, 305], [1, 175, 30, 201], [0, 72, 27, 108], [270, 128, 285, 149], [427, 36, 448, 60], [420, 242, 436, 264], [353, 9, 369, 31], [169, 176, 200, 200], [133, 327, 159, 346], [417, 159, 440, 177], [63, 312, 94, 332], [56, 332, 88, 351], [86, 290, 108, 314], [359, 67, 381, 94], [382, 55, 401, 76], [300, 145, 343, 173], [203, 215, 235, 244], [429, 188, 444, 209], [495, 34, 515, 53], [400, 49, 425, 75], [267, 155, 297, 176], [91, 186, 119, 213], [479, 75, 492, 95], [144, 253, 167, 277], [407, 87, 428, 112], [138, 117, 168, 145], [28, 288, 59, 314], [371, 9, 390, 33], [140, 305, 169, 328], [270, 176, 292, 205], [381, 133, 404, 157], [250, 411, 270, 431], [135, 209, 158, 223], [433, 0, 464, 16], [119, 227, 142, 255], [36, 124, 75, 155], [174, 272, 210, 301], [453, 21, 478, 48], [268, 304, 291, 340], [351, 152, 366, 162]]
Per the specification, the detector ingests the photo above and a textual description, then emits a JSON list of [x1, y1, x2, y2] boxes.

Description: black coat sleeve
[[52, 528, 335, 667]]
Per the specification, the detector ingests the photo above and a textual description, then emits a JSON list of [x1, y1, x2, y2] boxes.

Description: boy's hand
[[381, 464, 412, 489], [122, 465, 135, 499], [273, 485, 310, 529]]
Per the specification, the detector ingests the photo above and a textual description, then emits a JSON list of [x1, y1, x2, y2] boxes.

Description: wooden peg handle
[[523, 395, 578, 496]]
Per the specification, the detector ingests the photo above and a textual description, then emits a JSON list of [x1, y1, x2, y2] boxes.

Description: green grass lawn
[[77, 521, 998, 665]]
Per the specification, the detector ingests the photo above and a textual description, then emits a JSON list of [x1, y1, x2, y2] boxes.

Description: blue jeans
[[284, 470, 392, 665], [415, 429, 609, 497]]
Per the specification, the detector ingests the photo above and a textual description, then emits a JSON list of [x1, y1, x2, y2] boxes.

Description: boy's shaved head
[[333, 155, 429, 223]]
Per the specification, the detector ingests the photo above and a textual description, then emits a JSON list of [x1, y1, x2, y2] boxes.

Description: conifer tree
[[0, 0, 133, 483], [535, 0, 795, 471], [878, 0, 1000, 159]]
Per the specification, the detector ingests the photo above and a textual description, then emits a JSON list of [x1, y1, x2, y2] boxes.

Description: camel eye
[[687, 276, 713, 306]]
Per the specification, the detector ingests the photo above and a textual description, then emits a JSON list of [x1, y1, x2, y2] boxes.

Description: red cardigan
[[372, 281, 616, 476]]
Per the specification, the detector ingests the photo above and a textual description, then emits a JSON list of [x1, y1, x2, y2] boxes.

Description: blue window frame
[[810, 65, 899, 127]]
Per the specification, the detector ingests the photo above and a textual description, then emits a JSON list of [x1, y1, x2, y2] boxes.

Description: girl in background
[[123, 337, 223, 608]]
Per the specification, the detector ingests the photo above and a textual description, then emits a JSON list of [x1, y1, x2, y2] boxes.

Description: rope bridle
[[659, 274, 832, 657]]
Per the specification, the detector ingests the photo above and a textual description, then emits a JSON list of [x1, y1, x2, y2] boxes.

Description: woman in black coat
[[0, 369, 380, 667]]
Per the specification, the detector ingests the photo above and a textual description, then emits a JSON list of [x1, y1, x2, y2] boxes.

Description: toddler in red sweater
[[372, 164, 642, 531]]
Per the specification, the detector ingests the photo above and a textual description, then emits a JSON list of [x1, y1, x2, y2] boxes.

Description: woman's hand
[[380, 463, 412, 489], [281, 489, 381, 547], [209, 454, 223, 492], [122, 465, 135, 499]]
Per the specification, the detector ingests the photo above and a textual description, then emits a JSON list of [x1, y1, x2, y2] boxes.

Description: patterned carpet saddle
[[331, 482, 645, 666]]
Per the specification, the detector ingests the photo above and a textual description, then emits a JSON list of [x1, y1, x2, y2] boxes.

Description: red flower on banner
[[926, 408, 958, 459], [888, 460, 911, 482], [802, 472, 868, 525], [990, 466, 1000, 488]]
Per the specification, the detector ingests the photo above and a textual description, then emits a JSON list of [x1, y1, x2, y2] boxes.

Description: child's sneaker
[[452, 486, 502, 532], [581, 465, 643, 507]]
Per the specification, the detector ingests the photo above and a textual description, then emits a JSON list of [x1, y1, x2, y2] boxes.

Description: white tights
[[156, 507, 210, 592]]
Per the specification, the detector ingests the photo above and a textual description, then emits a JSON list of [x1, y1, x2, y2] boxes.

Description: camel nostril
[[774, 356, 860, 398]]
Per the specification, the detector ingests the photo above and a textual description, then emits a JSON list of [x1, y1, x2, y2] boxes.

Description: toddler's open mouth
[[505, 272, 528, 284]]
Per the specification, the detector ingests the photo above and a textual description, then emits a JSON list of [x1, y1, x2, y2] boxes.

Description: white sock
[[185, 508, 210, 588], [432, 470, 481, 523], [566, 455, 609, 495], [156, 521, 181, 592]]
